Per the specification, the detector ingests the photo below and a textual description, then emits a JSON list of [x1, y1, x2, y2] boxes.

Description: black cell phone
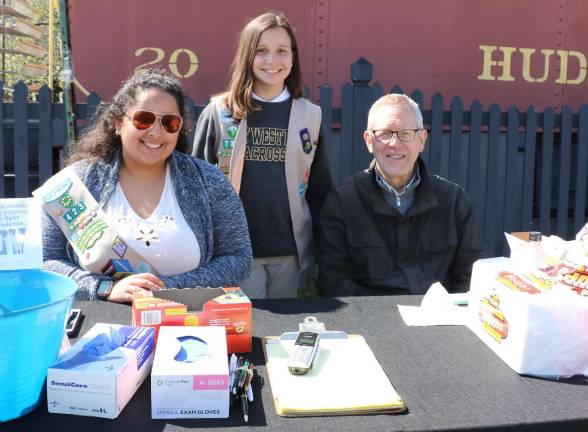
[[65, 308, 83, 337]]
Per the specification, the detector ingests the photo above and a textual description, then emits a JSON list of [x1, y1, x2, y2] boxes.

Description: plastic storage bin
[[0, 270, 77, 422]]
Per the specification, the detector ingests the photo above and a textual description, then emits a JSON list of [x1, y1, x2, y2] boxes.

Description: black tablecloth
[[3, 296, 587, 431]]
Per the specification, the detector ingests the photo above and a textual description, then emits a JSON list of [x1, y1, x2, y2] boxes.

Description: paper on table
[[263, 335, 405, 416], [397, 282, 468, 326], [0, 198, 42, 270]]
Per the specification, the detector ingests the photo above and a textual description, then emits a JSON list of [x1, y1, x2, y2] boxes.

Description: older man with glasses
[[318, 94, 485, 296]]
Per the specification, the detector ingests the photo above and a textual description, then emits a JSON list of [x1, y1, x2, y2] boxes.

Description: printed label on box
[[193, 375, 229, 391]]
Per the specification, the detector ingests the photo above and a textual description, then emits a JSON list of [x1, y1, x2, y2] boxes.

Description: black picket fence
[[1, 58, 587, 257]]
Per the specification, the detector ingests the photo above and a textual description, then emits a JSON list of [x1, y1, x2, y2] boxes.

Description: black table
[[3, 296, 587, 431]]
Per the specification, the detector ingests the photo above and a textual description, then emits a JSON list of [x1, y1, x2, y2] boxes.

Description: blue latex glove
[[174, 335, 208, 363], [82, 326, 126, 357]]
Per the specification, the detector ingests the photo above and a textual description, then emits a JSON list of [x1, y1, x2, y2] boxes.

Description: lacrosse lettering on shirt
[[245, 127, 288, 162]]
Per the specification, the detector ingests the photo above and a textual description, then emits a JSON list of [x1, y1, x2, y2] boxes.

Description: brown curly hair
[[67, 69, 192, 165]]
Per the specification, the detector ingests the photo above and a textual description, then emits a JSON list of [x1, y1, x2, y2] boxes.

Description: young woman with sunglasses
[[193, 11, 332, 299], [42, 69, 252, 302]]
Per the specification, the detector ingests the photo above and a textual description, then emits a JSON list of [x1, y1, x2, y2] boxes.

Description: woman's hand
[[107, 273, 164, 303]]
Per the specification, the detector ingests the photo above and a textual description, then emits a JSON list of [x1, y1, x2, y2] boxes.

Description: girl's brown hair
[[225, 11, 303, 121]]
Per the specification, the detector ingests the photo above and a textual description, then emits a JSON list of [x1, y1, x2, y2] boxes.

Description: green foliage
[[1, 0, 63, 99], [298, 272, 320, 299]]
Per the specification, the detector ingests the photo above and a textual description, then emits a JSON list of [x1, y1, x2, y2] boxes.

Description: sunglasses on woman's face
[[128, 110, 183, 134]]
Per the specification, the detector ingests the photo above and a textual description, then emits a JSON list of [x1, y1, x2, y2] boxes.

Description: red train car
[[69, 0, 588, 110]]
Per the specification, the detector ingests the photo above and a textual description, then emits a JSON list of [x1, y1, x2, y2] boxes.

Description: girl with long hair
[[193, 11, 331, 298]]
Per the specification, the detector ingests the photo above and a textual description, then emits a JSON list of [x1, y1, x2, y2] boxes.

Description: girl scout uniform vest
[[211, 96, 321, 270]]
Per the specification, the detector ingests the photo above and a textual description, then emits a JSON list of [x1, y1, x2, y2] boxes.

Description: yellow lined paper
[[263, 335, 406, 417]]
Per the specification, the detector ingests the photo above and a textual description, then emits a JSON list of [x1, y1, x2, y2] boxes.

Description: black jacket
[[318, 159, 486, 296]]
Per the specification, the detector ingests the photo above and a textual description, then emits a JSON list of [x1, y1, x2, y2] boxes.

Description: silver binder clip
[[279, 316, 348, 342], [299, 316, 326, 333]]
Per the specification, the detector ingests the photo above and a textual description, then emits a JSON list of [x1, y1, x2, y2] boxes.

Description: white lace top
[[103, 165, 201, 275]]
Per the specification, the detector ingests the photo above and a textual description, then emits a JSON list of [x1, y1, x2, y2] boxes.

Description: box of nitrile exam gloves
[[132, 287, 252, 353], [47, 323, 155, 419], [151, 326, 229, 419]]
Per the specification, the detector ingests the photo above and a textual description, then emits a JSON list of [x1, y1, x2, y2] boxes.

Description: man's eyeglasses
[[127, 111, 183, 134], [371, 129, 421, 143]]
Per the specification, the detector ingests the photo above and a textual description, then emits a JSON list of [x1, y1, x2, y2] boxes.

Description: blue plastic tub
[[0, 270, 77, 422]]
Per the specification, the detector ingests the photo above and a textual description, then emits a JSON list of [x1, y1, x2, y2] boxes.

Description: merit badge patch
[[298, 171, 310, 197], [59, 194, 74, 208], [227, 125, 238, 139], [62, 201, 86, 224], [298, 181, 306, 197], [112, 236, 128, 258], [222, 139, 234, 149], [299, 128, 312, 154]]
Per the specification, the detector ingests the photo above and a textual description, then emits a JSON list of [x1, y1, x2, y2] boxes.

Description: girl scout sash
[[33, 168, 158, 276]]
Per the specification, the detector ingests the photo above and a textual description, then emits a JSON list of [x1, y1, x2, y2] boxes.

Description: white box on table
[[47, 323, 155, 419], [151, 326, 229, 419], [466, 257, 588, 378]]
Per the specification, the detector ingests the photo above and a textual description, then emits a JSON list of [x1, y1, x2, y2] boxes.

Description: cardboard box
[[510, 231, 531, 241], [132, 287, 252, 353], [151, 326, 229, 419], [47, 324, 154, 419], [467, 257, 588, 378]]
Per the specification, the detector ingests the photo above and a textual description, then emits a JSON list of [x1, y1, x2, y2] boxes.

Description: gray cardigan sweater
[[42, 150, 252, 300]]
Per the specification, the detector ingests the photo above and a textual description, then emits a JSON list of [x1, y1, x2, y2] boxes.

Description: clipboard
[[262, 333, 407, 417]]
